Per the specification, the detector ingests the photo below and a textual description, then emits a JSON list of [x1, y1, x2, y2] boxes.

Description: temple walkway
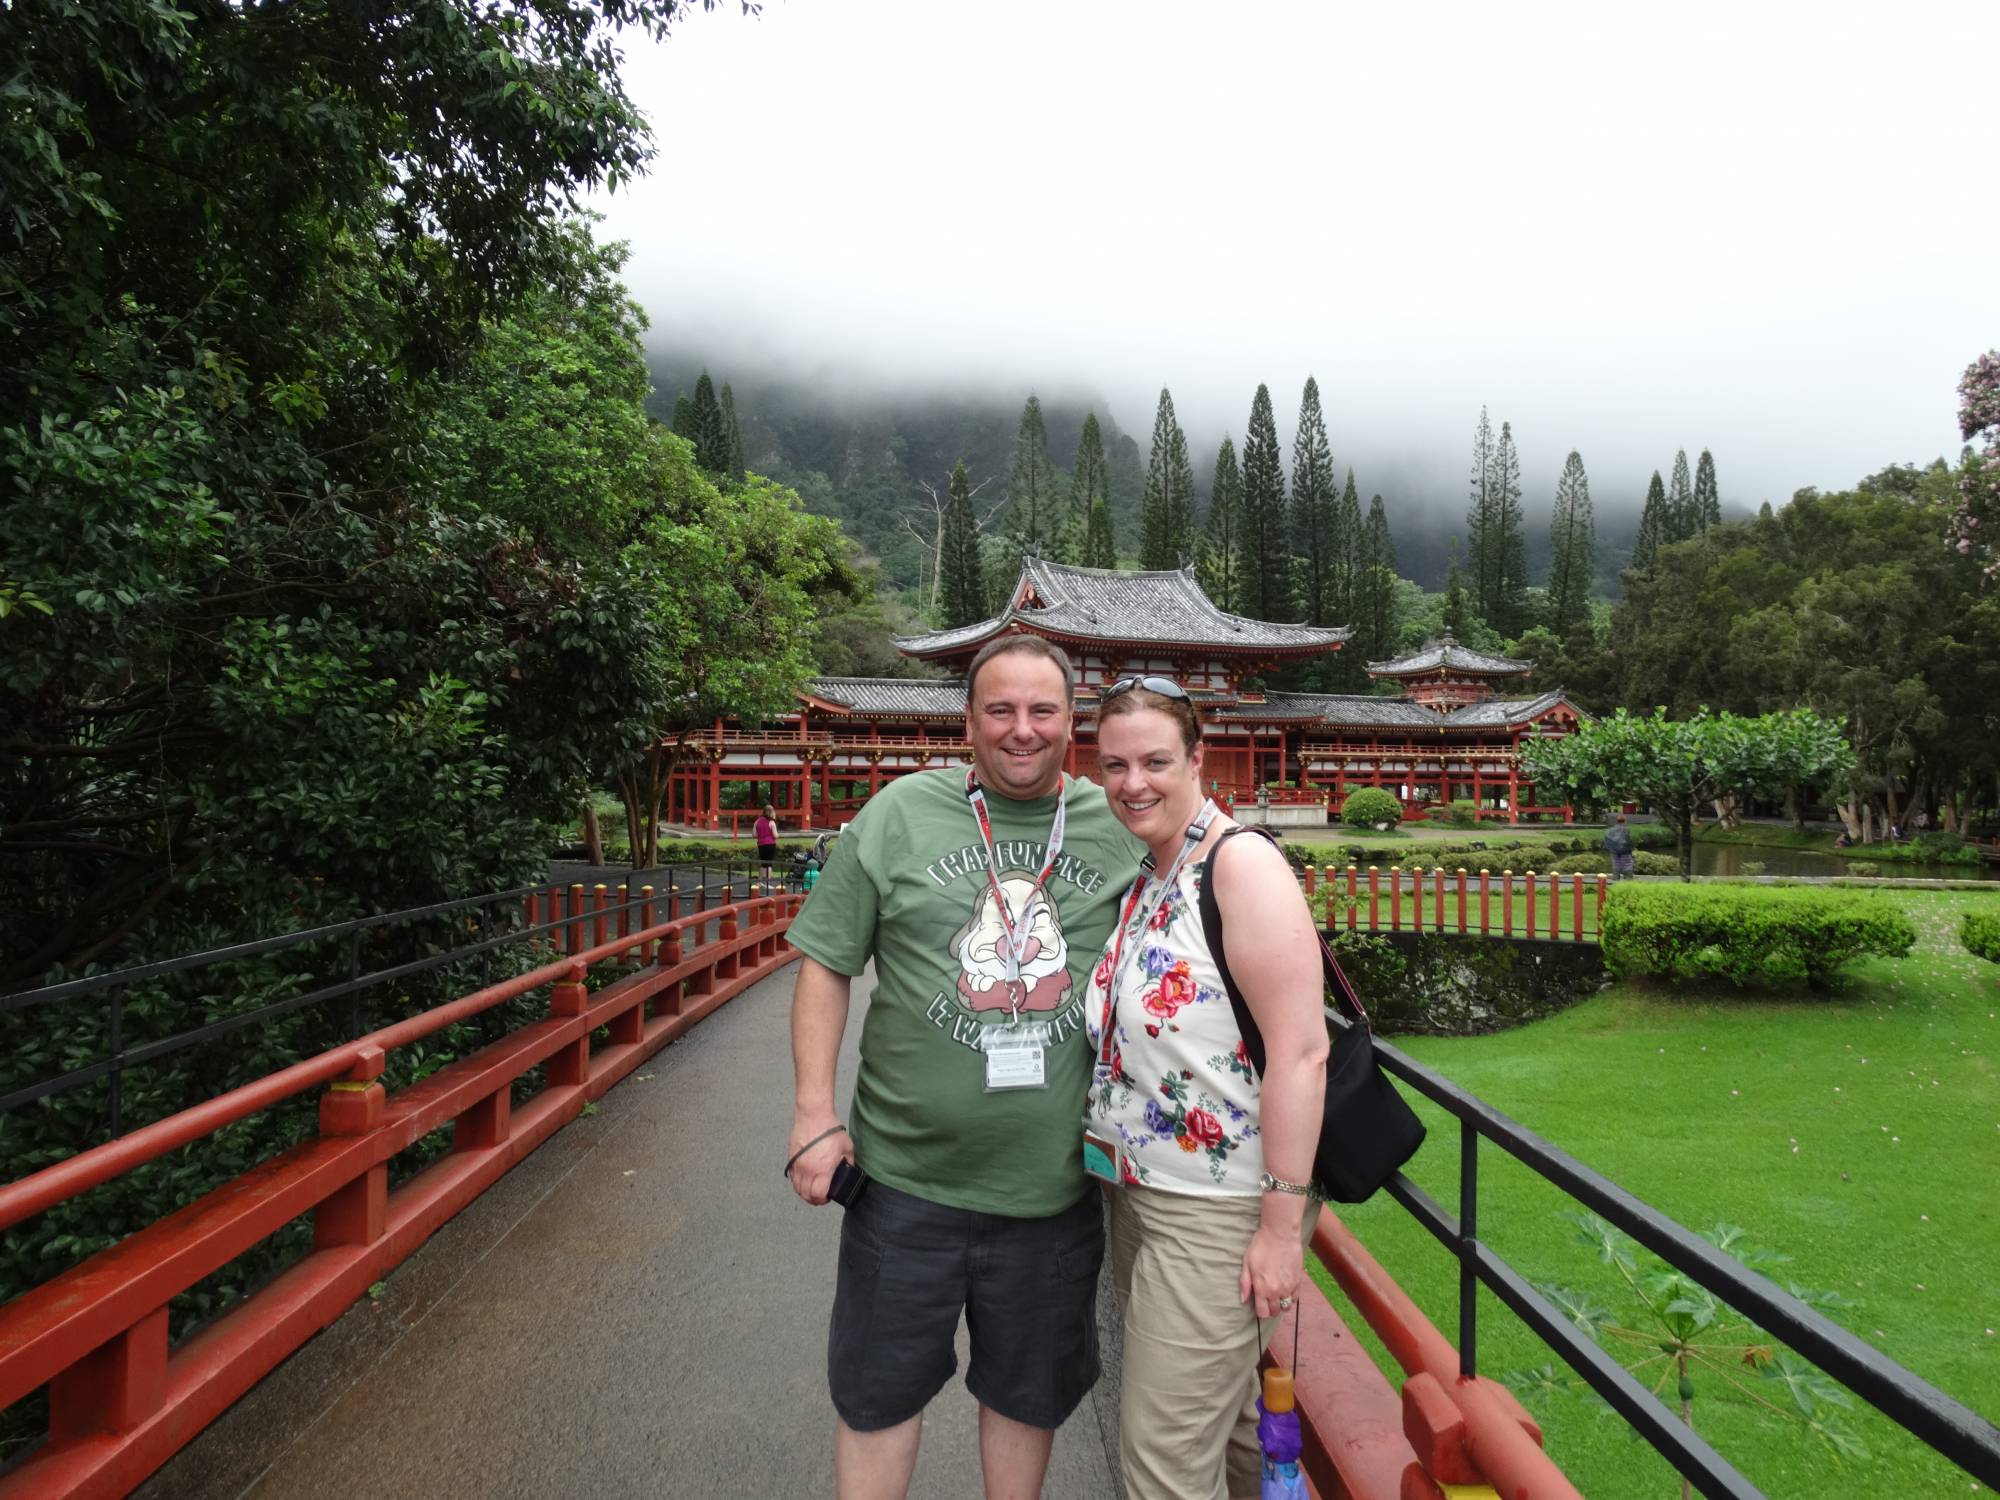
[[137, 961, 1123, 1500]]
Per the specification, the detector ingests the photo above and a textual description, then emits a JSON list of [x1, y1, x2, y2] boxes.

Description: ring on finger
[[1277, 1296, 1294, 1310]]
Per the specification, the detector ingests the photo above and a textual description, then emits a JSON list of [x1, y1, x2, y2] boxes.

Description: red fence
[[0, 893, 801, 1500], [1303, 865, 1611, 942]]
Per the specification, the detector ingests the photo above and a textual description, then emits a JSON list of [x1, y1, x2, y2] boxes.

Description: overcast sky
[[592, 0, 2000, 516]]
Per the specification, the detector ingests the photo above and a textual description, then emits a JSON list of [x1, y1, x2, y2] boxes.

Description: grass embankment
[[1314, 890, 2000, 1498]]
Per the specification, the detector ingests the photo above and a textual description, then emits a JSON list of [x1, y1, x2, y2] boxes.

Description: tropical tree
[[1667, 448, 1696, 542], [720, 381, 745, 482], [1948, 350, 2000, 581], [690, 371, 730, 474], [995, 393, 1056, 596], [1521, 708, 1852, 878], [1693, 448, 1721, 531], [1355, 494, 1399, 664], [1063, 412, 1110, 565], [938, 459, 986, 627], [1632, 471, 1668, 570]]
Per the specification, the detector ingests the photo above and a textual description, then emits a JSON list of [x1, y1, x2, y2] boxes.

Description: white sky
[[593, 0, 2000, 515]]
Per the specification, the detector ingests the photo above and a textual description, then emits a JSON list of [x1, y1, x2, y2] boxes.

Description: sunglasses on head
[[1101, 675, 1189, 702]]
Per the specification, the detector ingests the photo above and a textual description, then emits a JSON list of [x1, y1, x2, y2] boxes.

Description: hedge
[[1339, 787, 1403, 830], [1964, 910, 2000, 965], [1439, 799, 1483, 828], [1600, 884, 1916, 987], [1546, 849, 1678, 876]]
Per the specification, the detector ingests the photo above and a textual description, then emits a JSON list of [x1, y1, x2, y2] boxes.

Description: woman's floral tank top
[[1082, 854, 1263, 1195]]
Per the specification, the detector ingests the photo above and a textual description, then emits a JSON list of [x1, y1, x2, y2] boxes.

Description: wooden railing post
[[48, 1306, 170, 1442], [1456, 869, 1467, 934], [1525, 870, 1538, 939], [549, 963, 590, 1088], [1304, 865, 1317, 901], [1479, 869, 1490, 935], [1391, 867, 1403, 931], [592, 883, 609, 951], [1368, 866, 1380, 931], [314, 1045, 387, 1250], [1434, 867, 1445, 930], [567, 883, 585, 955], [1571, 873, 1584, 941], [1501, 870, 1513, 935], [1346, 866, 1358, 932], [716, 907, 741, 981]]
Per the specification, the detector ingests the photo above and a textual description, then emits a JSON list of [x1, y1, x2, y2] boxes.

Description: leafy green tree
[[1084, 497, 1118, 569], [672, 394, 697, 442], [1062, 412, 1109, 565], [1693, 448, 1721, 531], [1667, 448, 1696, 542], [1546, 450, 1596, 636], [1521, 707, 1852, 878], [1199, 438, 1247, 610], [1241, 383, 1292, 618], [995, 393, 1055, 593], [1139, 388, 1197, 569], [938, 458, 985, 627], [1948, 350, 2000, 581], [1290, 376, 1338, 623], [1443, 538, 1473, 639], [720, 381, 745, 481], [1632, 471, 1668, 570]]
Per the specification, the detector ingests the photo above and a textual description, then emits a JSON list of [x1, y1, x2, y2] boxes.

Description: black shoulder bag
[[1197, 826, 1425, 1203]]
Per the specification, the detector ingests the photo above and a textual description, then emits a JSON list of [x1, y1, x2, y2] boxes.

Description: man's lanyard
[[964, 769, 1069, 1024], [1095, 799, 1219, 1069]]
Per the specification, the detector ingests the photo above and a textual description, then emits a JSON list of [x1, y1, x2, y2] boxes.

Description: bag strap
[[1197, 826, 1373, 1081]]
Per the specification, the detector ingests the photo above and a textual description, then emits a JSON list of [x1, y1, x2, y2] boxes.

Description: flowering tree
[[1950, 350, 2000, 580]]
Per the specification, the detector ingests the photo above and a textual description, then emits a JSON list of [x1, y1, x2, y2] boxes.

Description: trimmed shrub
[[1441, 799, 1482, 828], [1845, 861, 1882, 878], [1964, 910, 2000, 964], [1600, 884, 1916, 987], [1548, 850, 1678, 876], [1340, 787, 1403, 830]]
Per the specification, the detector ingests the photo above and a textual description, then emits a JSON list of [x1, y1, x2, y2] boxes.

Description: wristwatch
[[1260, 1172, 1311, 1196]]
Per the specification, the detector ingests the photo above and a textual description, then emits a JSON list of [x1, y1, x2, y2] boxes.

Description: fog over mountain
[[597, 0, 1999, 532]]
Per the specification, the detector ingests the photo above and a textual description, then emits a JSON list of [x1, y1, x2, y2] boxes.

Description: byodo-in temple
[[665, 559, 1585, 831]]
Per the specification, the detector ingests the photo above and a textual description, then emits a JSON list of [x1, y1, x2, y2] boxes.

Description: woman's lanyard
[[964, 769, 1068, 1025], [1094, 799, 1219, 1078]]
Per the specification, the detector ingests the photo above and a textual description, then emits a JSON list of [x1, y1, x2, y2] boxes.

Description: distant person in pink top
[[755, 802, 779, 876]]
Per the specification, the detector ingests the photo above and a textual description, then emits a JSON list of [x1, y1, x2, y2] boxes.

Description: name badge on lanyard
[[966, 772, 1068, 1091]]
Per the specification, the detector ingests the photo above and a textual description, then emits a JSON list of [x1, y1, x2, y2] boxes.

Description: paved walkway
[[139, 962, 1122, 1500]]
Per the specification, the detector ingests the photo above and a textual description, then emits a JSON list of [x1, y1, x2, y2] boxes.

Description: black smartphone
[[827, 1159, 868, 1209]]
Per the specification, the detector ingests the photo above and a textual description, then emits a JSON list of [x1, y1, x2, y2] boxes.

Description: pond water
[[1682, 838, 2000, 881]]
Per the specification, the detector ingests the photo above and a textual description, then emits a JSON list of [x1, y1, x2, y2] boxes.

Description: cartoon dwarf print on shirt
[[950, 870, 1073, 1015]]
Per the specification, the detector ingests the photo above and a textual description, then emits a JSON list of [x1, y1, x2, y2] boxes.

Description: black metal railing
[[0, 861, 787, 1145], [1349, 1007, 2000, 1496]]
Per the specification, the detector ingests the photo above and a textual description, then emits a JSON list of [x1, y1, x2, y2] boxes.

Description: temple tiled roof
[[1366, 636, 1531, 677], [1221, 693, 1440, 728], [895, 559, 1349, 657], [806, 677, 967, 717], [1441, 689, 1579, 727]]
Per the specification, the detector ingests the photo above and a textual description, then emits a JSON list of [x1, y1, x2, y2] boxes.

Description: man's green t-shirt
[[789, 769, 1143, 1217]]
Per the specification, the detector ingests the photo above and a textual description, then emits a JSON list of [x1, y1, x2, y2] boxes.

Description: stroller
[[787, 833, 834, 893]]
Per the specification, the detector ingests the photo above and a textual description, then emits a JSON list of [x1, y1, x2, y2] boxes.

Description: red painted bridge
[[3, 892, 1995, 1499]]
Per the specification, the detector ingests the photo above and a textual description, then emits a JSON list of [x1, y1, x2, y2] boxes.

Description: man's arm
[[787, 955, 856, 1204]]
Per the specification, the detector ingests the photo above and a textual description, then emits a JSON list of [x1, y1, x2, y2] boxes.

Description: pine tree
[[1443, 537, 1471, 639], [1060, 412, 1109, 565], [1163, 421, 1197, 565], [1199, 438, 1246, 611], [1667, 448, 1694, 542], [1693, 448, 1721, 530], [1140, 388, 1198, 569], [1289, 376, 1337, 623], [1485, 420, 1527, 635], [1359, 494, 1398, 663], [1240, 383, 1292, 618], [995, 394, 1055, 597], [1546, 450, 1595, 636], [1464, 406, 1498, 621], [719, 382, 744, 481], [1633, 470, 1667, 569], [671, 394, 695, 443], [1333, 467, 1363, 623], [690, 371, 729, 474], [1084, 497, 1117, 568], [938, 459, 986, 627]]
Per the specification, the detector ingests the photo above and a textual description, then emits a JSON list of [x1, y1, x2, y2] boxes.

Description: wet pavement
[[139, 962, 1122, 1500]]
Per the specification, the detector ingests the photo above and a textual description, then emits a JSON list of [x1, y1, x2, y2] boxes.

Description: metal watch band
[[1260, 1172, 1311, 1196]]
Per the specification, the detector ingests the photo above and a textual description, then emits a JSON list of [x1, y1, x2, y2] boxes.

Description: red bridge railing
[[0, 893, 802, 1500], [1302, 865, 1611, 941]]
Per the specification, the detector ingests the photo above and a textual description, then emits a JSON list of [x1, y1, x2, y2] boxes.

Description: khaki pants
[[1108, 1185, 1321, 1500]]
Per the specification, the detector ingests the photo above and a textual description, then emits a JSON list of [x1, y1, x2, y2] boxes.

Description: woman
[[1082, 677, 1329, 1500], [753, 802, 779, 876], [1603, 812, 1636, 879]]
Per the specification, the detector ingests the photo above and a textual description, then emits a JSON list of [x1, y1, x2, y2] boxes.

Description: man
[[785, 636, 1143, 1500], [1603, 812, 1636, 880]]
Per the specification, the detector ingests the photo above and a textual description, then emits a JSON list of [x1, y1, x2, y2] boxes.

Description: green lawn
[[1314, 890, 2000, 1498]]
